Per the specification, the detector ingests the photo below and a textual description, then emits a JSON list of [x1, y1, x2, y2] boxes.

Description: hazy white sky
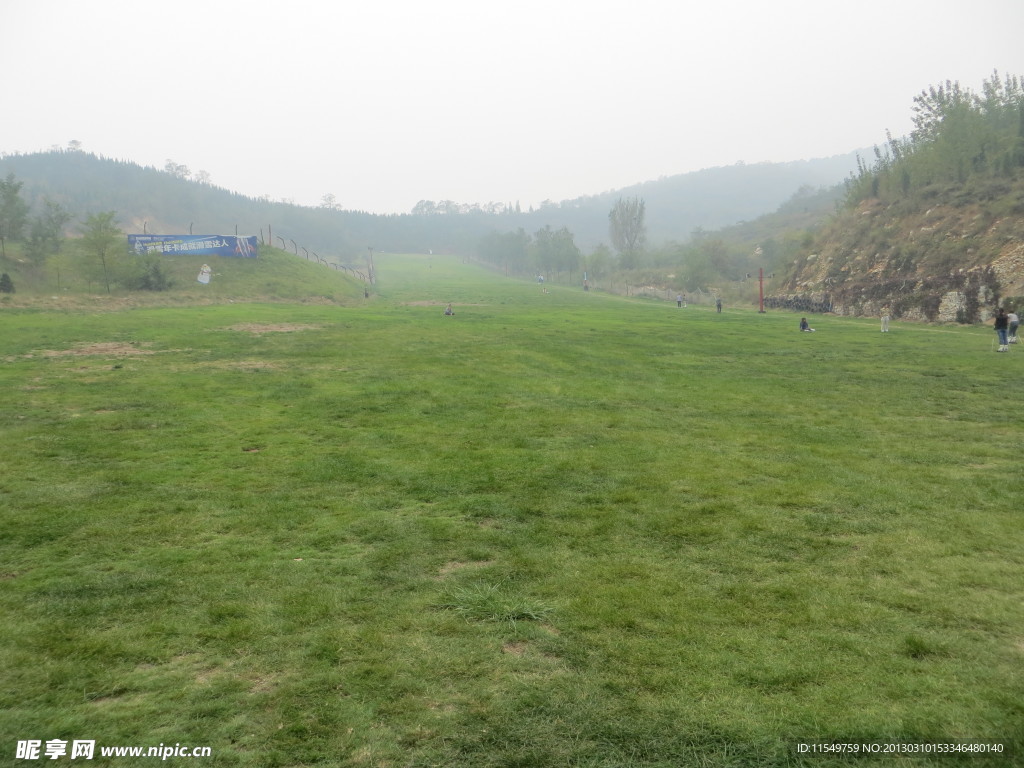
[[4, 0, 1024, 214]]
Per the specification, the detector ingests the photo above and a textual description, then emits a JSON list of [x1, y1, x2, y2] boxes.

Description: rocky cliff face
[[766, 177, 1024, 322]]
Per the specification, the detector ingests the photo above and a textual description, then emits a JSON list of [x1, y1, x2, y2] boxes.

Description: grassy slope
[[1, 253, 1021, 767], [0, 244, 364, 307]]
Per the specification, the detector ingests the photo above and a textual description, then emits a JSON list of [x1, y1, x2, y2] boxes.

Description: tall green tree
[[549, 226, 581, 280], [678, 237, 734, 292], [319, 192, 341, 210], [163, 159, 191, 179], [530, 226, 580, 279], [80, 211, 123, 294], [1016, 102, 1024, 167], [479, 228, 530, 274], [0, 173, 30, 257], [608, 196, 646, 268], [585, 244, 613, 282], [530, 225, 556, 276], [26, 198, 71, 270]]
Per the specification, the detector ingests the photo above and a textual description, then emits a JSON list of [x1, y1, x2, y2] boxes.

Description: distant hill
[[529, 153, 862, 250], [0, 149, 862, 259]]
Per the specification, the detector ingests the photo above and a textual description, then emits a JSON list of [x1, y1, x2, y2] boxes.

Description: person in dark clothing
[[994, 308, 1010, 352]]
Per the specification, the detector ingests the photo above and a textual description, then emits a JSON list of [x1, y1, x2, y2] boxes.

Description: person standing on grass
[[676, 294, 683, 308], [994, 308, 1010, 352], [1008, 309, 1019, 343], [881, 307, 890, 333], [716, 297, 722, 313]]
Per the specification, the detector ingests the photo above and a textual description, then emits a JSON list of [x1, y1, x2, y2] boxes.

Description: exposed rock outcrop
[[766, 181, 1024, 323]]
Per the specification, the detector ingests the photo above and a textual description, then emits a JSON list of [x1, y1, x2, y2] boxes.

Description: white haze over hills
[[0, 146, 861, 254], [3, 0, 1024, 213]]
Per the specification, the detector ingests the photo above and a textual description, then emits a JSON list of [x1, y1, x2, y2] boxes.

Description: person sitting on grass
[[444, 303, 454, 316], [799, 317, 815, 332]]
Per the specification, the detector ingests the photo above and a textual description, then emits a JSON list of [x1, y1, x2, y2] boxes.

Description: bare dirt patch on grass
[[221, 360, 280, 370], [223, 323, 323, 334], [403, 301, 487, 306], [36, 342, 155, 358], [437, 560, 495, 578]]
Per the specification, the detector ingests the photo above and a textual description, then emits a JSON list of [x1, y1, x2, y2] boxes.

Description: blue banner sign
[[128, 235, 258, 258]]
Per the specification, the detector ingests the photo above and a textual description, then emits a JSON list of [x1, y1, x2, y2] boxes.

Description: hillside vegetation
[[769, 72, 1024, 322], [0, 148, 856, 265], [0, 237, 366, 309], [3, 73, 1022, 322]]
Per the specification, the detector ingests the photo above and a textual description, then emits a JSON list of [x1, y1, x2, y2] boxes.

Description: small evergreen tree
[[135, 260, 172, 291], [0, 273, 15, 293]]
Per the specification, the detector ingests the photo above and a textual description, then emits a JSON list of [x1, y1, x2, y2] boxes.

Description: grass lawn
[[1, 253, 1022, 766]]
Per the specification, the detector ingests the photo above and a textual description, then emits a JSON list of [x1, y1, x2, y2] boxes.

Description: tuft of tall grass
[[436, 580, 554, 627]]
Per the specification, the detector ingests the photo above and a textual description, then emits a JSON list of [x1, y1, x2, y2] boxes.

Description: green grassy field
[[1, 253, 1022, 767]]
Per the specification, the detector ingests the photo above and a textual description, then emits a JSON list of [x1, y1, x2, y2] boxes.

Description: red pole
[[758, 267, 765, 313]]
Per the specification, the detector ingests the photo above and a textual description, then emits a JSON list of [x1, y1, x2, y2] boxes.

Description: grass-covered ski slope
[[1, 252, 1021, 766], [0, 244, 364, 308]]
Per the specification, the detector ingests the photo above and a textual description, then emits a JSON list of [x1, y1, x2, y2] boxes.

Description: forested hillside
[[768, 71, 1024, 322], [542, 154, 859, 250], [0, 151, 491, 264], [0, 148, 857, 264]]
